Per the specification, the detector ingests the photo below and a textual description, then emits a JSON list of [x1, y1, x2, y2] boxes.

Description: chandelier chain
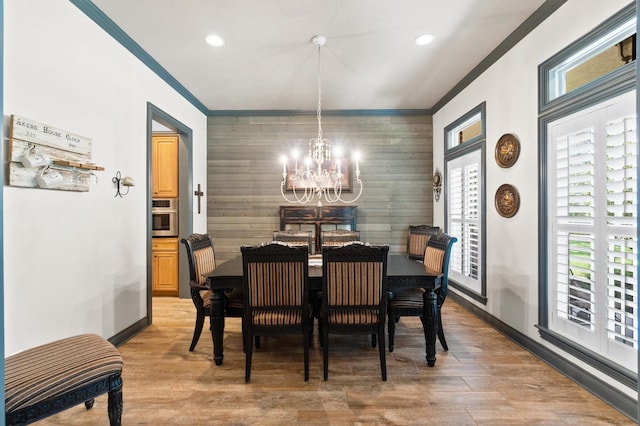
[[316, 42, 323, 143]]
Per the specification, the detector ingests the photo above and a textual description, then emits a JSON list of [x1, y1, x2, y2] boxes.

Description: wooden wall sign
[[8, 115, 103, 192]]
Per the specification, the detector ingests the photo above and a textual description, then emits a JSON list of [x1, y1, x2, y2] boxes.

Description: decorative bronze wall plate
[[495, 184, 520, 218], [495, 133, 520, 168]]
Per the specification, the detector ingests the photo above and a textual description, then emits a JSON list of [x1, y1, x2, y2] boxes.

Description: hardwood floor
[[40, 297, 633, 425]]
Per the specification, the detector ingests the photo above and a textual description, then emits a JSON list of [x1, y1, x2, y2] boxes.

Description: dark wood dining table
[[205, 254, 443, 367]]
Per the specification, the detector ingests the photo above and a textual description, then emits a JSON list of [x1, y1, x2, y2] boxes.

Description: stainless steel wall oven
[[152, 198, 178, 237]]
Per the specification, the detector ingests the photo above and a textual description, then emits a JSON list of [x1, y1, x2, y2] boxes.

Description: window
[[445, 103, 486, 302], [540, 5, 636, 111], [539, 3, 637, 383], [447, 111, 483, 148]]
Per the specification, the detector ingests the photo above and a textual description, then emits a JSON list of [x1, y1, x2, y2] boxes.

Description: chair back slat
[[425, 233, 458, 302], [181, 234, 216, 285], [320, 230, 361, 249], [406, 225, 440, 261], [326, 261, 383, 306], [193, 246, 215, 285], [423, 247, 445, 274], [247, 261, 304, 308], [273, 230, 313, 252]]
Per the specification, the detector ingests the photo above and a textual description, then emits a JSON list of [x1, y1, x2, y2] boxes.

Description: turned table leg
[[423, 288, 438, 367], [210, 289, 225, 365]]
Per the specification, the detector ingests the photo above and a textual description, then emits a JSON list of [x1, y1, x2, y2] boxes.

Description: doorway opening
[[147, 103, 193, 324]]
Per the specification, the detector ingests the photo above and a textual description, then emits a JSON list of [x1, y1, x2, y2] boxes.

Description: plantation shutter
[[447, 149, 482, 294], [548, 90, 637, 369], [604, 115, 637, 350]]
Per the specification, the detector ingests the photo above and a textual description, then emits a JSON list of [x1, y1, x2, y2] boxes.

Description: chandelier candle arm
[[280, 35, 363, 207]]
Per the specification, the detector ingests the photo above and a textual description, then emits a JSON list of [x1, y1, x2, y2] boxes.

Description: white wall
[[433, 0, 634, 397], [3, 0, 208, 355]]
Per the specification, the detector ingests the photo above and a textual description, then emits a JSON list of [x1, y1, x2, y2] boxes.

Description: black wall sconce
[[112, 171, 135, 197], [433, 168, 442, 202]]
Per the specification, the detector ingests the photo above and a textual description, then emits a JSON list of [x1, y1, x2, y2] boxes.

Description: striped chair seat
[[252, 310, 304, 326], [328, 309, 379, 325], [5, 334, 123, 425], [199, 289, 212, 308], [198, 288, 244, 310]]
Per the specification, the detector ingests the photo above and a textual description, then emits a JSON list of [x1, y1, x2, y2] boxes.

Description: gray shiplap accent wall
[[207, 114, 433, 262]]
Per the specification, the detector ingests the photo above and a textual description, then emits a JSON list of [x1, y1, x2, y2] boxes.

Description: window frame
[[445, 103, 486, 154], [444, 102, 487, 304], [539, 4, 636, 114], [537, 3, 637, 389]]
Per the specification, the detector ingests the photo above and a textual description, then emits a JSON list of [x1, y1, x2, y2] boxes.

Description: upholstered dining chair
[[388, 232, 457, 352], [273, 230, 313, 252], [321, 242, 389, 381], [181, 233, 244, 352], [406, 225, 440, 262], [241, 242, 311, 382], [320, 229, 361, 249]]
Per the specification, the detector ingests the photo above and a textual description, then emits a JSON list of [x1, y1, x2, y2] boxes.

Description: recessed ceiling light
[[415, 33, 435, 46], [205, 34, 225, 47]]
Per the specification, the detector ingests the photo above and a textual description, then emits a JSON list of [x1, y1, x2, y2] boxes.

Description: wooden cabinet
[[152, 134, 179, 198], [152, 238, 179, 296], [280, 206, 357, 253]]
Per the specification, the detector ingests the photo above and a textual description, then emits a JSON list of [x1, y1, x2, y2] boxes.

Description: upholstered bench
[[5, 334, 123, 425]]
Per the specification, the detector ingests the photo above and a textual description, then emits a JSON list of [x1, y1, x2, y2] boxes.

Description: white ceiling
[[91, 0, 549, 112]]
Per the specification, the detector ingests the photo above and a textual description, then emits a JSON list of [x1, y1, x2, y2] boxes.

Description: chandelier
[[280, 35, 363, 207]]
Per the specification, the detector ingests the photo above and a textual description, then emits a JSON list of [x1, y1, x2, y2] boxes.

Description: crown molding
[[431, 0, 568, 113], [207, 109, 431, 117]]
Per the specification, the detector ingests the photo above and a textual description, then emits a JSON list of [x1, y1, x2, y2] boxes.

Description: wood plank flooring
[[39, 297, 633, 425]]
